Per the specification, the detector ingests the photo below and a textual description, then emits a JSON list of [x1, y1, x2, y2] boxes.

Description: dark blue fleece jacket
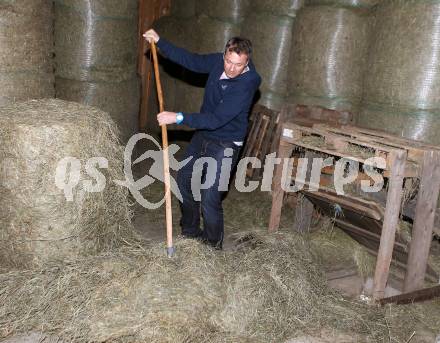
[[157, 38, 261, 141]]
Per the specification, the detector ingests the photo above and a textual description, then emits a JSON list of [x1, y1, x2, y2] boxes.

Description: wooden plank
[[404, 151, 440, 292], [333, 219, 408, 252], [269, 105, 290, 155], [254, 115, 270, 159], [380, 285, 440, 306], [269, 141, 294, 232], [293, 152, 315, 233], [373, 150, 407, 300]]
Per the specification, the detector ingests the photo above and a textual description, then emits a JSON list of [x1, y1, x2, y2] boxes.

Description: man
[[143, 29, 261, 249]]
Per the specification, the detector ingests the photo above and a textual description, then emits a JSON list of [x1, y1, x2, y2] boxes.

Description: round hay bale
[[358, 105, 440, 145], [258, 91, 286, 111], [0, 99, 137, 269], [359, 1, 440, 144], [241, 12, 294, 107], [195, 15, 241, 54], [174, 77, 205, 115], [170, 0, 196, 18], [287, 6, 370, 112], [153, 15, 193, 49], [253, 0, 304, 17], [55, 77, 140, 143], [0, 0, 54, 106], [196, 0, 250, 23], [54, 0, 138, 82], [0, 73, 54, 107], [306, 0, 380, 8]]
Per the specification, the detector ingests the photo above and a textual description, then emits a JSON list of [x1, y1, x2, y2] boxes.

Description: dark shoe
[[199, 237, 223, 250], [181, 230, 202, 240]]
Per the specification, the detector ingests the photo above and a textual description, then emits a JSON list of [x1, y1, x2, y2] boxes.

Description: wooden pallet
[[269, 119, 440, 300], [243, 103, 355, 180], [243, 104, 280, 180], [281, 122, 422, 177]]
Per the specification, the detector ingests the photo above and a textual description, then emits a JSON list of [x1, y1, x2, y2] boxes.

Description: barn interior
[[1, 0, 440, 342]]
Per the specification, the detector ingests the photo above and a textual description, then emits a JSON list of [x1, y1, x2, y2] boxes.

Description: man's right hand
[[143, 29, 160, 44]]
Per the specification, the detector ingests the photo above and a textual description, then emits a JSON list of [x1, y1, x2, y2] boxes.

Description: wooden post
[[269, 140, 294, 232], [404, 151, 440, 292], [294, 151, 315, 233], [373, 150, 407, 300]]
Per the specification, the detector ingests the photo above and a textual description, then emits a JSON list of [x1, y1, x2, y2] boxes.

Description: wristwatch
[[176, 112, 184, 125]]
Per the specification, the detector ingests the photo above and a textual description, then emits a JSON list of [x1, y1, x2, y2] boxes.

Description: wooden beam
[[269, 140, 294, 232], [373, 150, 407, 300], [294, 151, 315, 233], [404, 151, 440, 292], [380, 285, 440, 306]]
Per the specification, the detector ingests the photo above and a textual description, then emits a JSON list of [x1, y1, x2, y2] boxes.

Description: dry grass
[[0, 99, 138, 269], [288, 5, 370, 112], [54, 0, 138, 83], [0, 0, 54, 106], [0, 231, 389, 343]]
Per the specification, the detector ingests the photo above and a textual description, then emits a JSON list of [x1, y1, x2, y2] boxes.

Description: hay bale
[[152, 15, 202, 130], [195, 15, 241, 54], [287, 6, 369, 113], [359, 1, 440, 144], [54, 0, 138, 83], [55, 77, 140, 143], [174, 77, 205, 115], [307, 0, 380, 8], [253, 0, 304, 17], [0, 99, 137, 269], [170, 0, 196, 18], [257, 91, 286, 111], [242, 12, 295, 110], [196, 0, 250, 23], [0, 232, 390, 342], [0, 0, 54, 106], [358, 105, 440, 145]]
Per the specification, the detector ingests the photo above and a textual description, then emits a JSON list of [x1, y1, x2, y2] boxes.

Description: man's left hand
[[157, 111, 177, 126]]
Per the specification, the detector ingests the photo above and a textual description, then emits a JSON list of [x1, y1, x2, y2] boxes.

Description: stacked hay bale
[[152, 12, 200, 119], [149, 2, 199, 131], [54, 0, 140, 143], [242, 1, 303, 110], [0, 99, 137, 269], [171, 0, 250, 117], [0, 0, 54, 106], [287, 0, 374, 116], [359, 1, 440, 145]]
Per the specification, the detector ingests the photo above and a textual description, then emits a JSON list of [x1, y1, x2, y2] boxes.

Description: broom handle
[[151, 41, 174, 256]]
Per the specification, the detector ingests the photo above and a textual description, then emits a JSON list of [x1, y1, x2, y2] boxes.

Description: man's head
[[223, 37, 252, 79]]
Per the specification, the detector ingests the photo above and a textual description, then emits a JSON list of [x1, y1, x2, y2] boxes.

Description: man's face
[[223, 50, 248, 79]]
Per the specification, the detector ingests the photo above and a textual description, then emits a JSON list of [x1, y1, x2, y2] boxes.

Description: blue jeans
[[177, 132, 241, 248]]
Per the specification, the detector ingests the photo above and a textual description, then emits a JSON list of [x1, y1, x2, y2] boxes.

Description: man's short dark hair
[[225, 37, 252, 57]]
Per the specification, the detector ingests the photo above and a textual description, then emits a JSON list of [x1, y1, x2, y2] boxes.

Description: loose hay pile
[[0, 99, 137, 269], [0, 0, 54, 106], [0, 231, 391, 342]]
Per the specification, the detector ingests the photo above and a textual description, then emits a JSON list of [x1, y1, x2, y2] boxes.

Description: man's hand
[[143, 29, 160, 43], [157, 111, 177, 126]]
